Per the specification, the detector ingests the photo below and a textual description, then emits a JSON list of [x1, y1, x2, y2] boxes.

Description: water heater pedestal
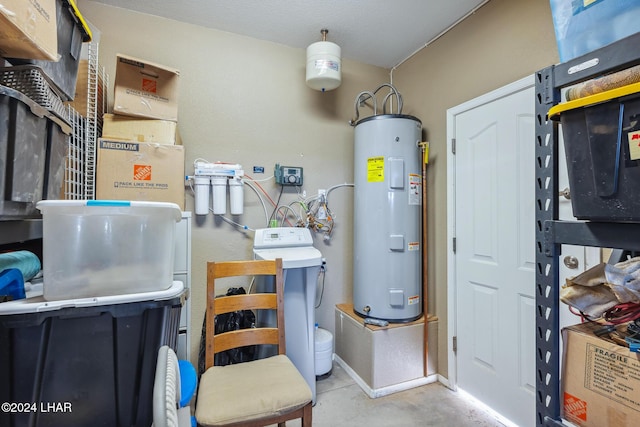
[[334, 303, 438, 397]]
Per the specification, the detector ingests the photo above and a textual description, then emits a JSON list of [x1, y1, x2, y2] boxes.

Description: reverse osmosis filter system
[[350, 84, 423, 322], [191, 162, 244, 216]]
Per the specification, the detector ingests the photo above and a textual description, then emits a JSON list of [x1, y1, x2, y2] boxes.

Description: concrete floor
[[283, 362, 507, 427]]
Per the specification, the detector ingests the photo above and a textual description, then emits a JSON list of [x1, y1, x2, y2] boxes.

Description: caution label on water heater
[[367, 157, 384, 182], [408, 295, 420, 305], [409, 173, 421, 205]]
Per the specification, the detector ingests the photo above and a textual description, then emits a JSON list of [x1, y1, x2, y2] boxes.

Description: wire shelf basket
[[0, 65, 68, 123]]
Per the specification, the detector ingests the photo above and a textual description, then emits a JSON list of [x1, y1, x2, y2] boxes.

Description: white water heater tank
[[306, 40, 341, 92], [353, 114, 423, 322]]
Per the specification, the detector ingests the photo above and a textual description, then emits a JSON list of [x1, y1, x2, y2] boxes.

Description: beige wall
[[77, 0, 388, 367], [393, 0, 559, 376], [78, 0, 561, 378]]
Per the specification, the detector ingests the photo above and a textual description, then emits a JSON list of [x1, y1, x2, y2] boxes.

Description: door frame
[[445, 74, 535, 390]]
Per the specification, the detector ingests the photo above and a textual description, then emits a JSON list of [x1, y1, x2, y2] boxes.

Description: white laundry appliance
[[253, 227, 323, 404]]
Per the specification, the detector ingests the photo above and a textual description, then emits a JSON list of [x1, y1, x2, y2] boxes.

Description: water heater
[[353, 114, 423, 322]]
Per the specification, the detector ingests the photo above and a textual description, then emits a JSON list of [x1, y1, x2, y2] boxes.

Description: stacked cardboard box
[[96, 54, 184, 209], [0, 0, 58, 61], [562, 322, 640, 426]]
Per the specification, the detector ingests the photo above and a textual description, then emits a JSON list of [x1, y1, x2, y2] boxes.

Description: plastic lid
[[548, 81, 640, 120], [35, 200, 183, 221], [0, 280, 185, 315]]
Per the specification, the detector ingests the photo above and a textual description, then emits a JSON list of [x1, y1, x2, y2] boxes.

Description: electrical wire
[[242, 179, 269, 226], [268, 185, 285, 225], [603, 302, 640, 325], [275, 205, 301, 226], [246, 174, 275, 183], [244, 174, 294, 227], [243, 174, 280, 209], [326, 183, 354, 205]]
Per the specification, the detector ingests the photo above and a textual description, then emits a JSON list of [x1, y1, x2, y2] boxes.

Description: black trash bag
[[198, 287, 257, 378]]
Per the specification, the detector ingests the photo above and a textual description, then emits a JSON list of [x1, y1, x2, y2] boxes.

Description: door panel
[[454, 86, 535, 426], [450, 78, 593, 427]]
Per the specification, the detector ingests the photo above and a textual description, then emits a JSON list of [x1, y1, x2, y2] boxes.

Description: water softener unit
[[351, 85, 423, 322]]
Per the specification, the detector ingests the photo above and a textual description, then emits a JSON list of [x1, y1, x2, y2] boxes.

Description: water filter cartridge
[[229, 178, 244, 215], [212, 177, 228, 215], [194, 177, 211, 216]]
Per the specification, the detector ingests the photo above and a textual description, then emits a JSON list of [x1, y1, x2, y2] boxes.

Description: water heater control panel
[[275, 164, 303, 186]]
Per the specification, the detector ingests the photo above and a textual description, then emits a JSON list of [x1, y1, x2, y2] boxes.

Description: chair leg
[[277, 423, 286, 427], [301, 402, 312, 427]]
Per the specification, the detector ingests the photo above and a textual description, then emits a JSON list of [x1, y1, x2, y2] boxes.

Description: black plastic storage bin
[[8, 0, 91, 101], [0, 282, 185, 427], [0, 85, 70, 219], [549, 82, 640, 222]]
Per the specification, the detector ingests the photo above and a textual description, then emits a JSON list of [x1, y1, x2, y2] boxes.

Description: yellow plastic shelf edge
[[548, 81, 640, 120]]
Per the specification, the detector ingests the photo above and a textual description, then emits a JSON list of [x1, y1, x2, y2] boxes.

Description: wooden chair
[[195, 259, 313, 427]]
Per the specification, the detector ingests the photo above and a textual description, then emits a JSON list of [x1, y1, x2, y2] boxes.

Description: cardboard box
[[102, 113, 180, 145], [562, 322, 640, 426], [113, 54, 180, 121], [96, 139, 185, 209], [0, 0, 58, 61]]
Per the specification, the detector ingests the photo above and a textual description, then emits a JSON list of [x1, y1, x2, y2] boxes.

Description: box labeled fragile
[[113, 54, 180, 121], [102, 113, 179, 144], [562, 322, 640, 426], [96, 139, 185, 209], [0, 0, 58, 61]]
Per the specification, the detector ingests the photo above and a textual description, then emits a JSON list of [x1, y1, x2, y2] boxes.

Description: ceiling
[[86, 0, 490, 69]]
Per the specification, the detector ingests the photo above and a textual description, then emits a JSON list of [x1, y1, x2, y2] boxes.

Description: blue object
[[550, 0, 640, 62], [0, 268, 26, 301], [625, 335, 640, 353], [178, 359, 197, 408]]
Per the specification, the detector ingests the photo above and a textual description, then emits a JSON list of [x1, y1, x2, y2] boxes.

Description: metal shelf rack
[[535, 32, 640, 427], [64, 41, 108, 201]]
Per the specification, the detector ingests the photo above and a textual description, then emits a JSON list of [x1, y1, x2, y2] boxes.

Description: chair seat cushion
[[195, 354, 312, 426]]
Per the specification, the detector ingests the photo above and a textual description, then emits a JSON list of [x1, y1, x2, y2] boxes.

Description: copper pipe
[[420, 142, 429, 376]]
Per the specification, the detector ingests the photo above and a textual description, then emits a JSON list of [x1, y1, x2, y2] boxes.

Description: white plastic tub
[[36, 200, 182, 300]]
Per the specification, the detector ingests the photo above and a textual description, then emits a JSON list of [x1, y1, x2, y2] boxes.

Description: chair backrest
[[205, 258, 285, 370]]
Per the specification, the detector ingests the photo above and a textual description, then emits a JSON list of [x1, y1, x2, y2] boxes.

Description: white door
[[446, 77, 596, 427], [451, 79, 536, 426]]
